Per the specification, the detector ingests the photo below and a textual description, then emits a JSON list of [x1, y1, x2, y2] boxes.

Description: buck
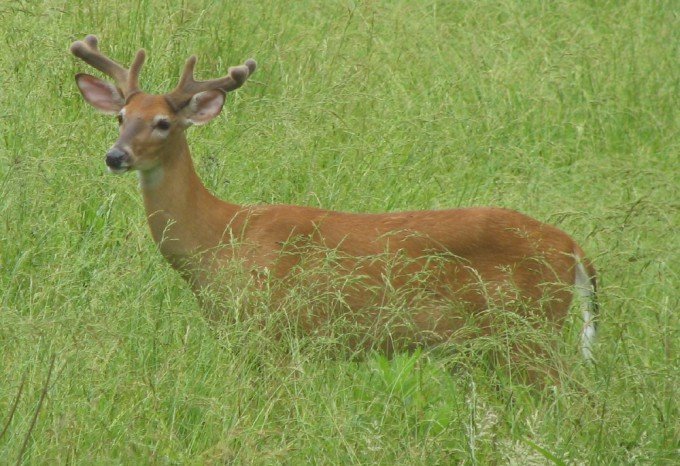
[[70, 35, 598, 369]]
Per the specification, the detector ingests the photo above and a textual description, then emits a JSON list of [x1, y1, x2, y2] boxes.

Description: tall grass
[[1, 0, 677, 463]]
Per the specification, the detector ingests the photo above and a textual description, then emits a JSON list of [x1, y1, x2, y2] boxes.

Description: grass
[[1, 0, 678, 463]]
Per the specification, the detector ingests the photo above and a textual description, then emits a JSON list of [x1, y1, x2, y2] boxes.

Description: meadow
[[0, 0, 678, 463]]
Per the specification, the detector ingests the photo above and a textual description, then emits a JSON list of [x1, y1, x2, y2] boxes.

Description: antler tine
[[166, 56, 257, 110], [127, 49, 146, 95], [70, 35, 145, 98]]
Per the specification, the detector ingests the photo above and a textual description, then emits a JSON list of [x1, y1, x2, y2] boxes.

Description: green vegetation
[[1, 0, 677, 463]]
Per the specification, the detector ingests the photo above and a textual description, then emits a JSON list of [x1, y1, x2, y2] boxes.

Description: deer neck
[[138, 135, 240, 267]]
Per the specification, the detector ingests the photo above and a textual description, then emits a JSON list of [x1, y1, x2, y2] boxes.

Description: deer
[[70, 35, 598, 378]]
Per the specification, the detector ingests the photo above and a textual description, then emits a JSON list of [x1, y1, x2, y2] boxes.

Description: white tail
[[575, 258, 598, 361]]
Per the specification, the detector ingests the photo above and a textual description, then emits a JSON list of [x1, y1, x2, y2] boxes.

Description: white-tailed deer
[[71, 35, 598, 372]]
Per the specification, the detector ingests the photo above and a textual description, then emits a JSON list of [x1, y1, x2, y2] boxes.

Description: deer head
[[71, 35, 256, 173]]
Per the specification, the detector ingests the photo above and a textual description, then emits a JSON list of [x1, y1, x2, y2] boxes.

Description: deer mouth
[[107, 165, 131, 174]]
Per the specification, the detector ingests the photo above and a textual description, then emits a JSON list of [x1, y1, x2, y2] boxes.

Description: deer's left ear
[[180, 89, 225, 125]]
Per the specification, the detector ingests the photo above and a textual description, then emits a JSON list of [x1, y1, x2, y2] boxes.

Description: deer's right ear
[[75, 73, 125, 114]]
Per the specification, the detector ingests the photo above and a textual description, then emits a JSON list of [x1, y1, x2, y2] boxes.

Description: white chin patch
[[108, 166, 131, 174]]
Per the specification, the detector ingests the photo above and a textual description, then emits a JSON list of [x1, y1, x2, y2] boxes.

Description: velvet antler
[[70, 35, 146, 99], [165, 56, 257, 110]]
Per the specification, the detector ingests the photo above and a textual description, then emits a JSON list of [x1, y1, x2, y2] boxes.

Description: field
[[1, 0, 678, 463]]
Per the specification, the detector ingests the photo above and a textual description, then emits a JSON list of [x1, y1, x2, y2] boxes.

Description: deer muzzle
[[105, 147, 131, 173]]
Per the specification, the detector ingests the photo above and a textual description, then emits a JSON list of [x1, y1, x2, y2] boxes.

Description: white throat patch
[[138, 166, 164, 189]]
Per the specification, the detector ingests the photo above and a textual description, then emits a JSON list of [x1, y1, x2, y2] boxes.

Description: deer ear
[[181, 89, 225, 125], [75, 73, 125, 114]]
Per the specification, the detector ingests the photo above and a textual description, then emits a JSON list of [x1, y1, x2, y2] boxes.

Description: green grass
[[1, 0, 678, 463]]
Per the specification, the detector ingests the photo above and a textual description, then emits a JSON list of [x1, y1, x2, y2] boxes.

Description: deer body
[[71, 36, 598, 359]]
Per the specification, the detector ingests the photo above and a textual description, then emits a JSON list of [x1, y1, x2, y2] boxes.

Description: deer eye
[[154, 119, 171, 131]]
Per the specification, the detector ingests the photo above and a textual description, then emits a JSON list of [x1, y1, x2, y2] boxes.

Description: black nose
[[105, 148, 128, 169]]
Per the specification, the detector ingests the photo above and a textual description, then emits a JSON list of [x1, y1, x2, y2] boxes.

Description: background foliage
[[0, 0, 677, 463]]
